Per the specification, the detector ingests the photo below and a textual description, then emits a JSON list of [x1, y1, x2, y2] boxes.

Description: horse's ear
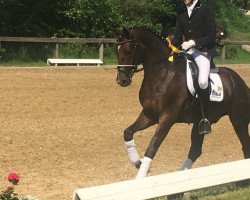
[[122, 27, 133, 39]]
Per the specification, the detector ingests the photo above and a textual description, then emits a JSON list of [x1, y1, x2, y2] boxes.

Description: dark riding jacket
[[172, 1, 217, 57]]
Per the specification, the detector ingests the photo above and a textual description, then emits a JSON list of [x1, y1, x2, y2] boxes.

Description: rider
[[171, 0, 217, 134]]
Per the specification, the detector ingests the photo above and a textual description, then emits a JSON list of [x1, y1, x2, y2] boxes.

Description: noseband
[[116, 39, 143, 80], [117, 65, 138, 79]]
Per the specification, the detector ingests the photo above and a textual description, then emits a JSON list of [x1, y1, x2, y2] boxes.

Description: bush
[[0, 43, 54, 62], [59, 43, 99, 59]]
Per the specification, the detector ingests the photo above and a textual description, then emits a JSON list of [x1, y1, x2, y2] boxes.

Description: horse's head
[[113, 27, 146, 87]]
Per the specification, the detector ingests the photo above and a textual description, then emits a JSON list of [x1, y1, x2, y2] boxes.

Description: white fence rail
[[73, 159, 250, 200]]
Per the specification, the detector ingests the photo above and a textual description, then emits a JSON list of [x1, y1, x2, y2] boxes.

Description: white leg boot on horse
[[135, 157, 152, 179], [125, 140, 153, 178], [125, 140, 140, 167]]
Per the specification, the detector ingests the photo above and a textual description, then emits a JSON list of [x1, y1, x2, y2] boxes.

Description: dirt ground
[[0, 64, 249, 200]]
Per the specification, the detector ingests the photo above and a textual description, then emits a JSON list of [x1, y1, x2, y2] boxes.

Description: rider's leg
[[188, 49, 211, 134], [194, 52, 211, 101], [194, 54, 210, 90], [187, 49, 210, 90]]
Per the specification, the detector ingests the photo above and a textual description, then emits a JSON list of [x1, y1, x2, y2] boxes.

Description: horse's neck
[[142, 41, 172, 71], [133, 29, 173, 75], [141, 39, 182, 86]]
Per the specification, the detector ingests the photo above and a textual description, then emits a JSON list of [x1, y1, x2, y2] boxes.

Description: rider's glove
[[181, 40, 195, 50]]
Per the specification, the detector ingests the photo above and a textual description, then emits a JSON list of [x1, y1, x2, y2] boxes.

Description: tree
[[0, 0, 249, 38], [111, 0, 183, 34], [0, 0, 69, 36], [203, 0, 249, 35], [61, 0, 122, 37], [232, 0, 249, 10]]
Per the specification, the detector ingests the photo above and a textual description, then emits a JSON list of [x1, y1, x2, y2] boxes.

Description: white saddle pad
[[186, 61, 224, 102]]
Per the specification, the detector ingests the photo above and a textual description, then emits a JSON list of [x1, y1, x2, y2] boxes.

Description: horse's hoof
[[135, 161, 142, 169]]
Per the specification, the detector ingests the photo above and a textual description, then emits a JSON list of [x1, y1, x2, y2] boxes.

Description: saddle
[[179, 52, 223, 102], [180, 52, 217, 92]]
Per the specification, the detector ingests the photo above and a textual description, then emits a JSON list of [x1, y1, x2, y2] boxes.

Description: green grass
[[214, 50, 250, 64], [0, 60, 47, 67], [149, 182, 250, 200], [199, 188, 250, 200], [190, 183, 250, 200]]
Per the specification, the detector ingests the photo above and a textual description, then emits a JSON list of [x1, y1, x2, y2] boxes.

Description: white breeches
[[187, 48, 211, 89]]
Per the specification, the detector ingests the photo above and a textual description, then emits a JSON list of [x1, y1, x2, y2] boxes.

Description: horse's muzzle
[[116, 65, 136, 87], [116, 76, 131, 87]]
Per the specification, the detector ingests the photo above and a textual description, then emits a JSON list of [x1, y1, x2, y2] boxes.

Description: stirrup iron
[[199, 118, 211, 135], [198, 94, 211, 135]]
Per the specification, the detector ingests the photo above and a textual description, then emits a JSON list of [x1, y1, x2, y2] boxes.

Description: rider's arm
[[194, 5, 216, 49], [171, 15, 184, 47]]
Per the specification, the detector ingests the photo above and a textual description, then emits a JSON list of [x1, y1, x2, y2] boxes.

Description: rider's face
[[183, 0, 195, 6]]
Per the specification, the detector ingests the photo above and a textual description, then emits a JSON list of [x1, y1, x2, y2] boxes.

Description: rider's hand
[[181, 40, 195, 50]]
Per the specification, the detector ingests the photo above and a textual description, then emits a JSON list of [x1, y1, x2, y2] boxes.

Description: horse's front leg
[[124, 111, 156, 169], [136, 115, 174, 179]]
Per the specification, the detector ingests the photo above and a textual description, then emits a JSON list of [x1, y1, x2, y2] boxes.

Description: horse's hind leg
[[230, 109, 250, 187], [226, 69, 250, 158], [168, 124, 204, 200], [229, 114, 250, 159], [124, 111, 156, 168], [180, 122, 205, 170]]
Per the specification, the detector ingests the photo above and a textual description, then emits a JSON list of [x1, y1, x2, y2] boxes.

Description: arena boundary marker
[[47, 58, 103, 67], [73, 159, 250, 200]]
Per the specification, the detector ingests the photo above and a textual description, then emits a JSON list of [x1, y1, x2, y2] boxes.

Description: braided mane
[[128, 26, 168, 46]]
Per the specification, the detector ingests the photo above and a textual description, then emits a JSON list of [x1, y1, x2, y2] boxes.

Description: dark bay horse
[[114, 27, 250, 179]]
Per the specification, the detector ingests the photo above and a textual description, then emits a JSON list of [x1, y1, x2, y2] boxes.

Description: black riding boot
[[198, 88, 211, 135]]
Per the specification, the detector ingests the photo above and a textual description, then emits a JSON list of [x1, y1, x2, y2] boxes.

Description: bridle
[[116, 36, 170, 82], [116, 39, 143, 80]]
